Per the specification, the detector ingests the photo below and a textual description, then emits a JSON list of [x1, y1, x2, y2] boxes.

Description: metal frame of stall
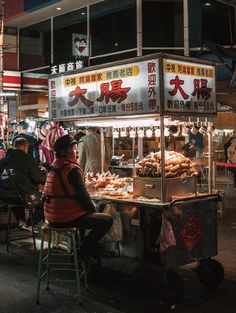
[[48, 53, 224, 289], [48, 52, 217, 201]]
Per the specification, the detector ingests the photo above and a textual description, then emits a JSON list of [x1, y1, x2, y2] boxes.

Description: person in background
[[224, 133, 236, 188], [189, 126, 204, 156], [182, 139, 197, 159], [13, 121, 39, 163], [74, 129, 86, 142], [37, 124, 49, 144], [0, 138, 46, 227], [78, 127, 112, 174], [43, 135, 113, 262]]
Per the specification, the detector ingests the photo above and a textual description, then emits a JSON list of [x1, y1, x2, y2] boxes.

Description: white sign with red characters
[[72, 33, 88, 57], [163, 59, 216, 115], [49, 59, 160, 120]]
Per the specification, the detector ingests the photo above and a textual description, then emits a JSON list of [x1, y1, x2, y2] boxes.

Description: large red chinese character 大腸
[[169, 75, 189, 100], [68, 86, 94, 107], [191, 79, 212, 100], [96, 79, 131, 104]]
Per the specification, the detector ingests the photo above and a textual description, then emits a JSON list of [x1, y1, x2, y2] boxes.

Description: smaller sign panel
[[163, 59, 216, 115], [50, 60, 84, 75], [72, 33, 89, 57]]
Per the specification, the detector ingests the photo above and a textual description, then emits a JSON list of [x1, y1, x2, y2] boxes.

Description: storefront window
[[19, 67, 50, 120], [19, 19, 51, 71], [202, 1, 235, 45], [142, 48, 184, 56], [90, 51, 137, 66], [53, 8, 88, 66], [142, 0, 183, 48], [90, 0, 136, 56]]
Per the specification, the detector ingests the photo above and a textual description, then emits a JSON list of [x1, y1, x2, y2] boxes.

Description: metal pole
[[17, 28, 20, 70], [160, 114, 166, 202], [87, 5, 91, 66], [208, 130, 213, 194], [132, 137, 135, 166], [136, 0, 142, 56], [100, 127, 104, 173], [50, 17, 54, 65], [138, 137, 143, 160], [183, 0, 190, 56], [0, 0, 5, 142], [213, 160, 216, 192], [0, 0, 5, 103], [112, 127, 115, 156]]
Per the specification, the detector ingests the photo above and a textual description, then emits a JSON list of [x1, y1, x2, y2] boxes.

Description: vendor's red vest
[[44, 158, 87, 223]]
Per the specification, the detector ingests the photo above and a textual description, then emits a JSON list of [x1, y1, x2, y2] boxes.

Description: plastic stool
[[36, 225, 88, 304], [6, 203, 36, 252]]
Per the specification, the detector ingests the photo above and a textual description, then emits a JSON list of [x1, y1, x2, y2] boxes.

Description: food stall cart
[[48, 53, 224, 295]]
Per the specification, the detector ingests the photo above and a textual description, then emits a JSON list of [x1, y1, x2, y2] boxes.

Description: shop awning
[[3, 71, 48, 92], [217, 92, 236, 109], [216, 77, 236, 109], [18, 104, 48, 111]]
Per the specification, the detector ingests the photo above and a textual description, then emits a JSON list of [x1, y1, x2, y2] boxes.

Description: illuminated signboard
[[49, 59, 160, 120], [49, 55, 216, 120], [163, 59, 216, 115]]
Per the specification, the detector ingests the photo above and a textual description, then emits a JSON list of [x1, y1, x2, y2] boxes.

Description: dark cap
[[54, 135, 81, 153]]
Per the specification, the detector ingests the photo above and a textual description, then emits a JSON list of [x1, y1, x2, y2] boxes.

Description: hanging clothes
[[39, 123, 66, 165]]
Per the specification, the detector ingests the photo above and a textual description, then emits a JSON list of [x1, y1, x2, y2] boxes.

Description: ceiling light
[[56, 7, 62, 11], [205, 2, 211, 6], [81, 12, 86, 15]]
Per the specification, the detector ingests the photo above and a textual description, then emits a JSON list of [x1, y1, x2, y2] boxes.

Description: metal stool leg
[[72, 233, 82, 304], [6, 205, 12, 252], [82, 261, 88, 291], [36, 233, 45, 304], [28, 207, 37, 251], [46, 230, 52, 290]]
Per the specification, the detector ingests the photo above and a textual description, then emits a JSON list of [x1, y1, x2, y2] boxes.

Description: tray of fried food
[[85, 171, 119, 189], [135, 151, 197, 178], [135, 152, 161, 177], [98, 188, 131, 199]]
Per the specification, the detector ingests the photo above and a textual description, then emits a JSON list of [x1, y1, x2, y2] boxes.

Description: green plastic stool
[[36, 224, 88, 304]]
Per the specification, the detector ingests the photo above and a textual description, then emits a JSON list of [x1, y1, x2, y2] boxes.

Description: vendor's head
[[54, 135, 82, 160], [14, 137, 29, 154], [17, 121, 29, 134]]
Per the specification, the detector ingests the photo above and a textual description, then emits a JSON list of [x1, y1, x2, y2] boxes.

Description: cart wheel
[[163, 270, 185, 305], [197, 259, 224, 288]]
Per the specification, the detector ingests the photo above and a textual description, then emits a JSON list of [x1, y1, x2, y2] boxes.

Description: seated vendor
[[43, 135, 113, 262]]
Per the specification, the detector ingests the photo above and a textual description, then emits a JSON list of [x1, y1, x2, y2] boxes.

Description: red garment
[[44, 158, 87, 223]]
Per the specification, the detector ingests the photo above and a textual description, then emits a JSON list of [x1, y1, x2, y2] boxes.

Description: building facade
[[2, 0, 236, 123]]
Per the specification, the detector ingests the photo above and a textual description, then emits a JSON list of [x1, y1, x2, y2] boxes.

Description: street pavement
[[0, 188, 236, 313]]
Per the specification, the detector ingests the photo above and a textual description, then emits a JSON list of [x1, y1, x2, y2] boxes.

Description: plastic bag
[[102, 202, 123, 242], [24, 190, 43, 209], [156, 213, 176, 253]]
